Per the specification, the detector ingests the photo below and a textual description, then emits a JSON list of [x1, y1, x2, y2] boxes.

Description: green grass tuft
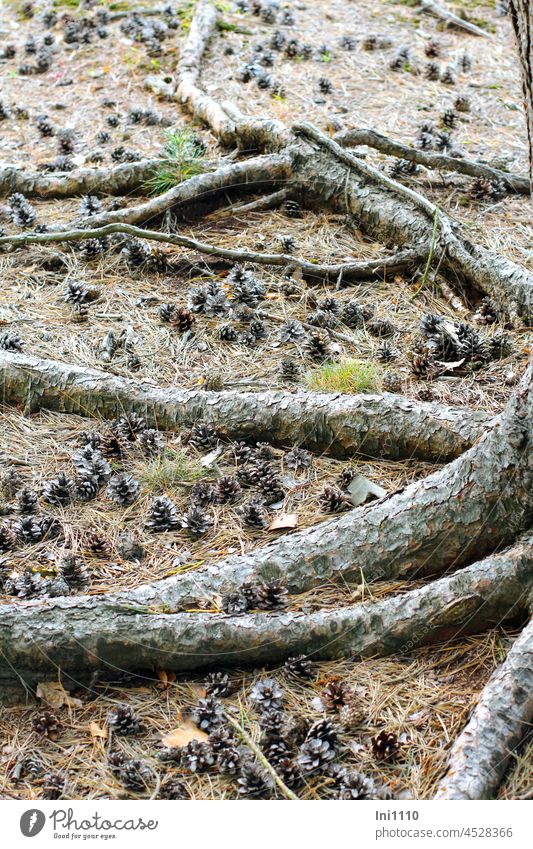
[[305, 358, 381, 394], [144, 127, 206, 195], [138, 450, 205, 492]]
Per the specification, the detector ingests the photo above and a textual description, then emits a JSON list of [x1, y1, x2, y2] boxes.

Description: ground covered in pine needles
[[0, 0, 531, 800]]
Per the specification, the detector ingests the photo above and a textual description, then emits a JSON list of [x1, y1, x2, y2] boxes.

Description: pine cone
[[318, 485, 351, 513], [72, 446, 111, 484], [109, 704, 144, 735], [371, 729, 401, 763], [42, 472, 75, 506], [169, 306, 194, 332], [378, 342, 398, 363], [237, 762, 272, 797], [107, 473, 140, 506], [217, 745, 243, 775], [0, 332, 24, 352], [192, 697, 226, 732], [238, 497, 269, 529], [254, 579, 288, 610], [208, 725, 236, 753], [279, 358, 301, 381], [99, 429, 129, 459], [41, 772, 66, 799], [250, 678, 284, 712], [189, 424, 219, 450], [84, 528, 111, 556], [58, 553, 89, 591], [16, 488, 39, 514], [323, 679, 350, 711], [33, 711, 61, 740], [75, 475, 100, 502], [297, 720, 338, 772], [339, 700, 365, 730], [181, 740, 215, 773], [205, 671, 231, 697], [181, 505, 212, 536], [0, 521, 17, 552], [114, 757, 152, 790], [279, 320, 305, 344], [284, 447, 312, 471], [145, 495, 180, 532], [277, 757, 301, 787], [368, 318, 396, 338], [283, 199, 302, 218], [382, 372, 402, 393], [115, 412, 147, 441], [284, 655, 313, 679], [215, 475, 242, 504], [189, 481, 216, 506], [159, 778, 189, 799], [79, 195, 102, 216], [305, 331, 331, 361], [138, 428, 164, 456], [337, 771, 378, 799], [221, 590, 249, 614]]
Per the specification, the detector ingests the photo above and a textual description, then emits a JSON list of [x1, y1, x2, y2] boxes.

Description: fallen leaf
[[268, 512, 299, 531], [347, 474, 387, 507], [162, 718, 208, 748], [157, 670, 176, 690], [190, 683, 207, 698], [200, 446, 223, 467], [88, 721, 108, 740], [36, 681, 82, 710]]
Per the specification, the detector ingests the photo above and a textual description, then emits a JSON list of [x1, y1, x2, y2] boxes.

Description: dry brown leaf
[[190, 683, 207, 698], [161, 717, 208, 748], [268, 512, 298, 531], [36, 681, 82, 710], [88, 721, 108, 740], [157, 670, 176, 690]]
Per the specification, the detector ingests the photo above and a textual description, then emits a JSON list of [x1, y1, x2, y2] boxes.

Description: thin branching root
[[0, 0, 532, 802]]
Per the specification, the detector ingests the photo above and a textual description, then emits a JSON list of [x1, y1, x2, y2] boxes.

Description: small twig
[[225, 709, 299, 801], [0, 223, 425, 285]]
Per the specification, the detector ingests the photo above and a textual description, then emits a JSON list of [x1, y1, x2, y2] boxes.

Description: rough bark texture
[[435, 618, 533, 800], [334, 127, 530, 194], [291, 129, 533, 320], [509, 1, 533, 185], [0, 352, 490, 461], [0, 159, 161, 199], [0, 537, 530, 691], [63, 154, 292, 230]]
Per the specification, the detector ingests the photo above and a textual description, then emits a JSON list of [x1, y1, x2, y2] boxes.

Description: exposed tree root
[[334, 127, 530, 194], [61, 154, 292, 230], [0, 160, 162, 200], [293, 123, 533, 320], [0, 534, 530, 690], [435, 618, 533, 800], [0, 222, 426, 286], [417, 0, 490, 37], [0, 352, 489, 462]]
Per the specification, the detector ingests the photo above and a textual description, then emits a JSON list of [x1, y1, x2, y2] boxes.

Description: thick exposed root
[[0, 352, 489, 461], [293, 124, 533, 321], [334, 128, 530, 194], [61, 154, 292, 230], [435, 618, 533, 799], [0, 534, 530, 691], [0, 160, 161, 200]]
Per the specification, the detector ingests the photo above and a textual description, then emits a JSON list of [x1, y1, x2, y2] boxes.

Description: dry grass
[[0, 0, 531, 801]]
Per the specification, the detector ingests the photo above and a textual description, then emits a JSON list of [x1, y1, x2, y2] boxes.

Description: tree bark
[[334, 127, 530, 194], [435, 618, 533, 800], [0, 352, 490, 462], [509, 1, 533, 187], [0, 535, 531, 692], [0, 160, 161, 199]]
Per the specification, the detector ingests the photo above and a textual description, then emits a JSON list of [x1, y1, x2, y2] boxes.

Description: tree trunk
[[510, 1, 533, 187]]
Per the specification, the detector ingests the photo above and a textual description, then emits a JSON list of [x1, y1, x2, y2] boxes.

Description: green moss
[[305, 358, 382, 394]]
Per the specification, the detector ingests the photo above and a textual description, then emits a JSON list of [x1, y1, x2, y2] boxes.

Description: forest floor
[[0, 0, 531, 800]]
